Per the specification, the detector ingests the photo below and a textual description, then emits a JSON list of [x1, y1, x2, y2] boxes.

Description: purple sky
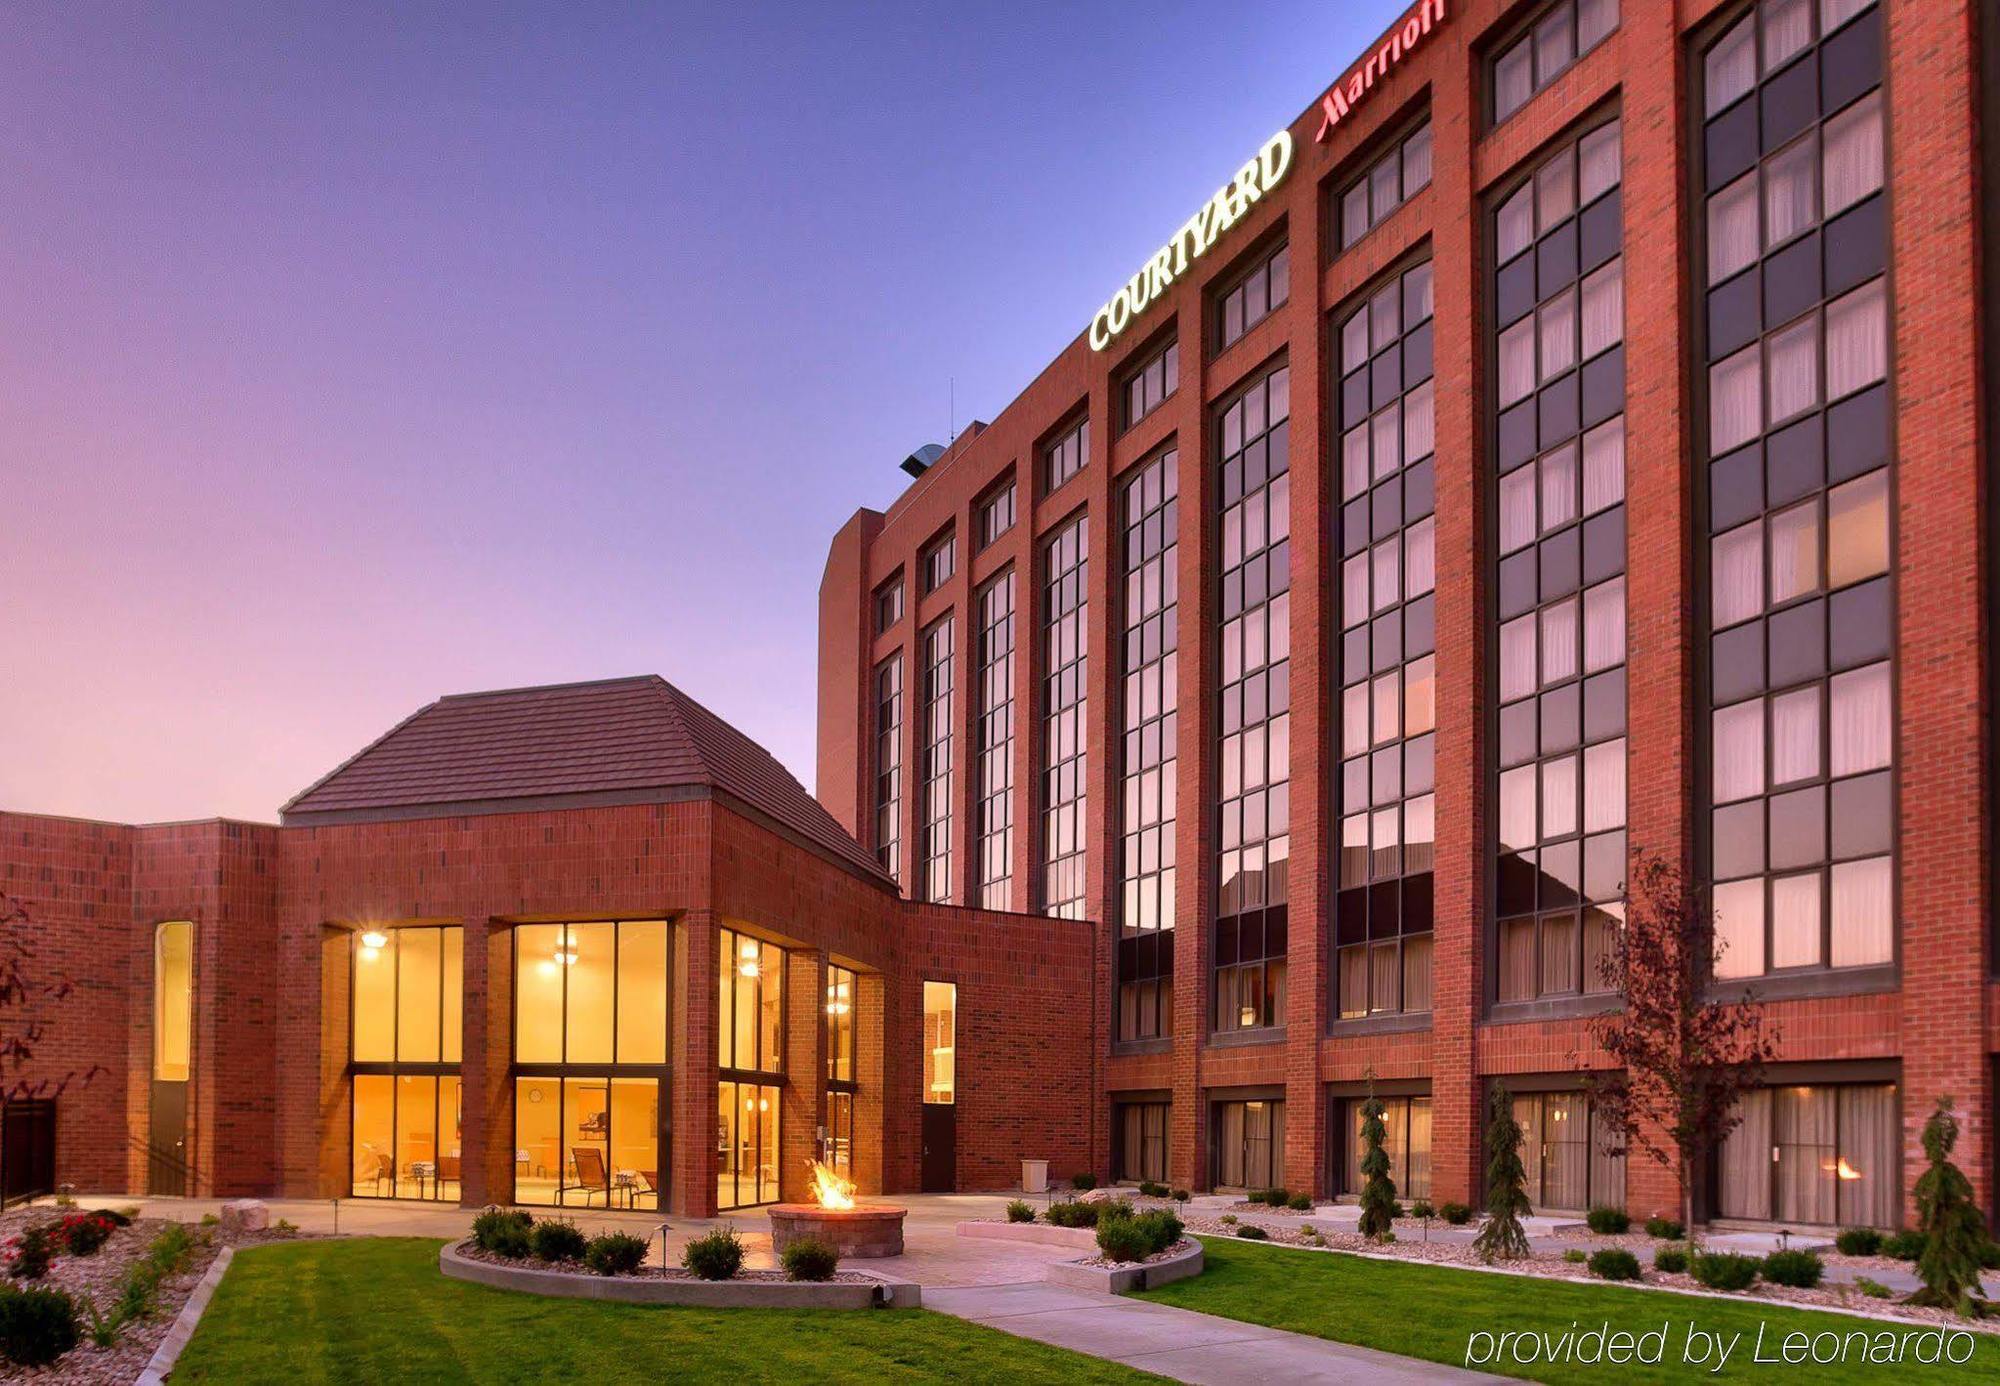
[[3, 1, 1403, 825]]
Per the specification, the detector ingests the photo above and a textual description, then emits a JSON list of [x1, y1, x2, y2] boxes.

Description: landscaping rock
[[219, 1200, 270, 1233]]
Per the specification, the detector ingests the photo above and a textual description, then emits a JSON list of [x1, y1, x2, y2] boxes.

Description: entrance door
[[1, 1101, 57, 1205], [921, 1104, 956, 1192], [148, 1081, 188, 1196]]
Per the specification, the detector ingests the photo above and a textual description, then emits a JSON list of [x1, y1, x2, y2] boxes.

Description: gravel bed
[[455, 1241, 876, 1283]]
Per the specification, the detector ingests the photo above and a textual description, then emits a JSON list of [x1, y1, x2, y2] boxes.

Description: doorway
[[0, 1100, 56, 1206], [148, 1083, 188, 1196], [921, 1104, 956, 1192]]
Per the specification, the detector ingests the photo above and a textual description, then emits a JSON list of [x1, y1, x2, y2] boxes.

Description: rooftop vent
[[900, 443, 946, 479]]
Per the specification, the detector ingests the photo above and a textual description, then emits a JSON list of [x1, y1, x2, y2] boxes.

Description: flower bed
[[441, 1240, 911, 1308]]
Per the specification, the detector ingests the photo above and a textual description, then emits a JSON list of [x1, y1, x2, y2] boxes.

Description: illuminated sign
[[1315, 0, 1446, 143], [1087, 129, 1295, 352]]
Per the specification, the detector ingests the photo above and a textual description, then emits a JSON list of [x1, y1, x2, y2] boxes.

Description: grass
[[173, 1238, 1148, 1384], [1136, 1236, 1997, 1384]]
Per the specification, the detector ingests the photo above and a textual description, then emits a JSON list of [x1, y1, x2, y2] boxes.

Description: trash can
[[1021, 1158, 1049, 1194]]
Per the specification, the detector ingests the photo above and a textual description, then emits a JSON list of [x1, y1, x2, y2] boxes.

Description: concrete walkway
[[927, 1280, 1491, 1384]]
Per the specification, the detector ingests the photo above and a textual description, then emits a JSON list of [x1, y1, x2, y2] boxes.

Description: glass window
[[1114, 1102, 1170, 1184], [875, 575, 903, 634], [977, 479, 1017, 549], [923, 981, 956, 1104], [1493, 0, 1620, 125], [350, 925, 467, 1204], [825, 964, 857, 1085], [921, 532, 956, 593], [1511, 1090, 1625, 1211], [1118, 449, 1179, 1043], [1218, 244, 1288, 350], [1211, 1099, 1285, 1189], [514, 921, 672, 1067], [1718, 1081, 1897, 1226], [974, 572, 1017, 909], [715, 1078, 780, 1209], [1041, 515, 1089, 917], [1045, 417, 1089, 493], [1340, 1096, 1432, 1201], [515, 1075, 657, 1211], [874, 655, 904, 884], [919, 615, 956, 903], [1124, 340, 1180, 428], [153, 921, 193, 1083], [1337, 121, 1433, 252], [718, 927, 785, 1074]]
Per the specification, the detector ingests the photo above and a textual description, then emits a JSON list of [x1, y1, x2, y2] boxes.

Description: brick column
[[672, 911, 720, 1216], [465, 919, 512, 1207], [854, 970, 888, 1195], [780, 949, 826, 1203]]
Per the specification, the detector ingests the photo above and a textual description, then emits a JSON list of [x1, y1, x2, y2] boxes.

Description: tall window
[[922, 532, 956, 593], [1117, 450, 1179, 1042], [1492, 0, 1619, 125], [1511, 1089, 1625, 1212], [153, 921, 192, 1083], [977, 479, 1017, 549], [919, 616, 956, 903], [1492, 117, 1629, 1005], [352, 925, 465, 1202], [974, 573, 1017, 910], [1124, 340, 1180, 429], [1214, 367, 1291, 1034], [824, 964, 857, 1178], [1045, 417, 1089, 493], [513, 920, 667, 1210], [1040, 514, 1089, 918], [716, 928, 784, 1208], [1335, 260, 1438, 1019], [1114, 1101, 1169, 1184], [1212, 1098, 1284, 1189], [922, 981, 956, 1104], [1338, 1095, 1431, 1200], [1338, 121, 1434, 250], [1718, 1080, 1897, 1227], [874, 656, 903, 885], [875, 575, 903, 634], [1219, 244, 1289, 350], [1699, 0, 1893, 981]]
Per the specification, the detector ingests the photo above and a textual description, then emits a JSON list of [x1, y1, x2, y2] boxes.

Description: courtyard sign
[[1087, 129, 1294, 352], [1315, 0, 1447, 143]]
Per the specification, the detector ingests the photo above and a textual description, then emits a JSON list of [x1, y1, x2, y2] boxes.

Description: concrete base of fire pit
[[768, 1204, 907, 1258]]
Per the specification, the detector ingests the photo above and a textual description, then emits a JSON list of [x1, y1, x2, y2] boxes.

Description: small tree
[[1581, 855, 1778, 1242], [1356, 1088, 1398, 1241], [1474, 1083, 1532, 1262], [0, 894, 99, 1104], [1906, 1097, 1991, 1317]]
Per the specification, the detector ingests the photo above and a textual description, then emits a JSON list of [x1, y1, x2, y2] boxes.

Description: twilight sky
[[3, 0, 1403, 825]]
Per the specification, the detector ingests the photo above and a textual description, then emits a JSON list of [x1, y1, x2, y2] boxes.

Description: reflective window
[[975, 573, 1017, 909], [1339, 121, 1433, 250], [1511, 1089, 1625, 1212], [1118, 450, 1179, 1042], [977, 479, 1017, 549], [1211, 1098, 1285, 1189], [1493, 0, 1619, 125], [922, 531, 956, 593], [1045, 417, 1089, 494], [875, 575, 903, 634], [1219, 244, 1289, 351], [1040, 515, 1090, 918], [874, 655, 904, 885], [919, 615, 956, 902], [1114, 1102, 1170, 1184], [1339, 1095, 1431, 1200], [1718, 1081, 1897, 1226], [1124, 340, 1180, 429]]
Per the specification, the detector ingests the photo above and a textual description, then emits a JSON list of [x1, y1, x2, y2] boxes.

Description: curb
[[135, 1243, 234, 1386]]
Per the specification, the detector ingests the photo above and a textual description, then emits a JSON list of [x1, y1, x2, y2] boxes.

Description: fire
[[808, 1159, 857, 1211]]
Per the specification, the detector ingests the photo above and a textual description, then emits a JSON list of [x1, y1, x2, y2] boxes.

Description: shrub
[[1474, 1083, 1533, 1262], [1099, 1198, 1135, 1222], [1171, 1189, 1190, 1202], [1045, 1200, 1098, 1229], [101, 1222, 197, 1339], [681, 1228, 744, 1281], [1265, 1187, 1290, 1207], [1691, 1252, 1761, 1292], [1070, 1173, 1097, 1192], [1219, 1214, 1238, 1226], [1411, 1200, 1435, 1220], [108, 1208, 138, 1226], [1286, 1193, 1312, 1212], [1235, 1224, 1268, 1240], [5, 1225, 57, 1280], [1005, 1200, 1035, 1224], [1440, 1202, 1473, 1226], [583, 1233, 649, 1277], [528, 1220, 587, 1263], [1096, 1218, 1153, 1263], [1644, 1216, 1684, 1240], [1138, 1180, 1169, 1199], [1653, 1245, 1690, 1274], [1881, 1229, 1925, 1261], [199, 1213, 219, 1228], [1978, 1241, 2000, 1271], [0, 1285, 80, 1366], [1834, 1227, 1884, 1257], [1762, 1250, 1824, 1289], [1856, 1277, 1893, 1299], [60, 1213, 116, 1257], [1589, 1249, 1643, 1281], [471, 1208, 533, 1254], [1586, 1206, 1631, 1235], [1563, 1249, 1587, 1264], [1132, 1210, 1183, 1255], [488, 1222, 531, 1259], [782, 1238, 840, 1282]]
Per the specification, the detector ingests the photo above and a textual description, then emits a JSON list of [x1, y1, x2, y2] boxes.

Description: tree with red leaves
[[1579, 855, 1778, 1242], [0, 892, 102, 1107]]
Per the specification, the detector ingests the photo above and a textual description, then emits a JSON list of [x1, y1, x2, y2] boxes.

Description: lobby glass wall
[[824, 963, 856, 1177], [351, 925, 463, 1201], [513, 920, 667, 1209], [717, 928, 785, 1209], [1117, 449, 1178, 1042]]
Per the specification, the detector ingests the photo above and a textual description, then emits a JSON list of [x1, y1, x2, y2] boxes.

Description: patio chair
[[564, 1146, 612, 1206], [437, 1156, 461, 1184], [366, 1150, 393, 1196]]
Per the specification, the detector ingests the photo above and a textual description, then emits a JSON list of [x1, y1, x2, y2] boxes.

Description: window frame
[[1489, 0, 1621, 129]]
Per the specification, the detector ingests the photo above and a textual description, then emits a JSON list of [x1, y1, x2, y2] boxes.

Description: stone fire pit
[[767, 1203, 907, 1258]]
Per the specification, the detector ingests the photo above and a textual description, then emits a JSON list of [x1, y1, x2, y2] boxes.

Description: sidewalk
[[927, 1280, 1493, 1384]]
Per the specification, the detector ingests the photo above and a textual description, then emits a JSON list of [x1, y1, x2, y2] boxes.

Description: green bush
[[1286, 1193, 1312, 1212], [582, 1233, 649, 1276], [1856, 1277, 1893, 1299], [1979, 1241, 2000, 1271], [5, 1225, 57, 1280], [1132, 1210, 1183, 1255], [1410, 1200, 1435, 1220], [1563, 1248, 1587, 1264], [681, 1228, 744, 1281], [528, 1220, 587, 1262], [1585, 1206, 1630, 1235], [1171, 1189, 1190, 1202], [1653, 1245, 1690, 1274], [1589, 1249, 1643, 1281], [1881, 1229, 1925, 1260], [1137, 1180, 1169, 1199], [1096, 1218, 1153, 1263], [1070, 1173, 1097, 1192], [1439, 1202, 1473, 1225], [471, 1208, 533, 1254], [1761, 1250, 1824, 1288], [107, 1223, 197, 1333], [1235, 1224, 1268, 1240], [1691, 1251, 1761, 1292], [1263, 1187, 1289, 1207], [1219, 1214, 1238, 1226], [781, 1238, 840, 1282], [0, 1285, 79, 1366], [1834, 1227, 1883, 1256], [60, 1214, 116, 1256], [1099, 1198, 1135, 1222], [1005, 1200, 1035, 1224], [1045, 1200, 1098, 1229], [1643, 1216, 1684, 1240]]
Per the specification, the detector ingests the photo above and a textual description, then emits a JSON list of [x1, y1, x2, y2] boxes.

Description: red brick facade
[[818, 0, 1997, 1224]]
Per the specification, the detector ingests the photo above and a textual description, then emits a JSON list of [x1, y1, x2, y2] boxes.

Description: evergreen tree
[[1906, 1097, 1991, 1317], [1474, 1083, 1533, 1262], [1357, 1092, 1398, 1241]]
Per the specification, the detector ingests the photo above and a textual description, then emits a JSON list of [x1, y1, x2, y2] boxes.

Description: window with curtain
[[1214, 366, 1292, 1033], [1118, 450, 1179, 1042], [1718, 1081, 1898, 1226], [1123, 340, 1180, 430], [1492, 0, 1619, 126], [1491, 116, 1629, 1004], [1699, 0, 1893, 982], [873, 656, 903, 885], [1212, 1099, 1285, 1189], [1219, 244, 1289, 351], [1040, 514, 1090, 918], [1114, 1102, 1170, 1184], [1334, 259, 1438, 1020], [974, 572, 1016, 910], [1045, 416, 1089, 494], [1337, 119, 1433, 251], [918, 615, 955, 903], [1339, 1095, 1432, 1200], [1511, 1089, 1625, 1212]]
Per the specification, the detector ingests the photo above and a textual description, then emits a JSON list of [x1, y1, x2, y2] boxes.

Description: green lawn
[[172, 1237, 1148, 1384], [1137, 1236, 1996, 1384]]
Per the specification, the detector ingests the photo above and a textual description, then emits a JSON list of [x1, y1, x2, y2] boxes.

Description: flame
[[809, 1159, 856, 1210]]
